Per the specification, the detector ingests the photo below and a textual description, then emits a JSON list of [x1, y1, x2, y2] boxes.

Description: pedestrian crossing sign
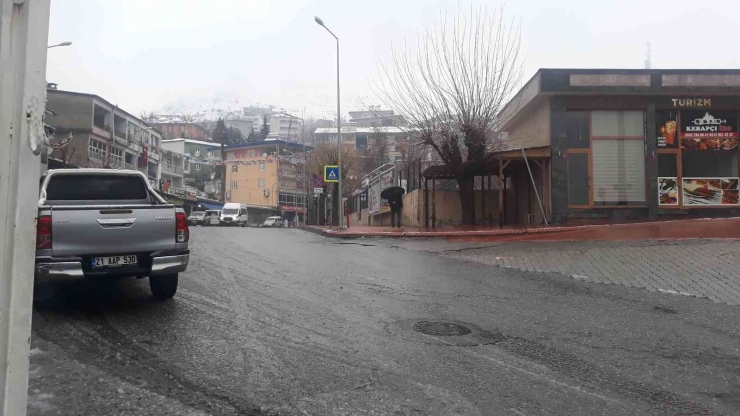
[[324, 165, 340, 183]]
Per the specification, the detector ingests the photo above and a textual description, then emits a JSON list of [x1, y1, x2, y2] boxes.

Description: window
[[567, 153, 589, 206], [231, 181, 237, 189], [259, 161, 265, 171], [110, 147, 124, 165], [227, 153, 235, 160], [658, 153, 677, 177], [46, 174, 147, 200], [590, 111, 646, 205], [89, 138, 106, 161], [232, 164, 238, 173], [195, 163, 201, 171], [248, 150, 255, 158], [592, 111, 644, 137], [184, 162, 190, 172], [258, 178, 265, 187]]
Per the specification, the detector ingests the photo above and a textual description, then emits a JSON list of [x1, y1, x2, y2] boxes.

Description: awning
[[198, 201, 224, 210]]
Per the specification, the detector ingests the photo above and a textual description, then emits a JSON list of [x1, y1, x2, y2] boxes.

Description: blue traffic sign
[[324, 165, 339, 183]]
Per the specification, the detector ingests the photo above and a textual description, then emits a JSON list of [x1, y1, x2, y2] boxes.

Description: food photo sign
[[658, 177, 679, 206], [682, 178, 739, 206]]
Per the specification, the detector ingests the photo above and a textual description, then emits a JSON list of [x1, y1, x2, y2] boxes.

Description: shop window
[[590, 111, 646, 205], [592, 140, 646, 205], [592, 111, 644, 137], [567, 153, 589, 206], [658, 153, 678, 177], [555, 111, 590, 149], [682, 151, 737, 178]]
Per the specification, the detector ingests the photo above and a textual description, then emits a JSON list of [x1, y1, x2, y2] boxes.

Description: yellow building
[[223, 141, 311, 220]]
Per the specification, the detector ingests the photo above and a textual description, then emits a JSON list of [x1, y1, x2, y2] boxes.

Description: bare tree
[[139, 111, 157, 124], [372, 6, 523, 224], [308, 143, 363, 197], [364, 125, 392, 173]]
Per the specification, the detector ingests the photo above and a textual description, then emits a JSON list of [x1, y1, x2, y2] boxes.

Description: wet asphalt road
[[30, 228, 740, 415]]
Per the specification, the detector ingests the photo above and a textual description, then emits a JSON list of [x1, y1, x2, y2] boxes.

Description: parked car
[[263, 216, 283, 228], [35, 169, 189, 300], [220, 203, 248, 227], [204, 210, 221, 226], [188, 210, 206, 226]]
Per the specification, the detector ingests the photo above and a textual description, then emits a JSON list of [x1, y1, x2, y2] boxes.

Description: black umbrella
[[381, 186, 405, 200]]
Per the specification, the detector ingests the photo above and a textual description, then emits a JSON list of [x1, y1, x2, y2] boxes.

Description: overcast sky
[[46, 0, 740, 118]]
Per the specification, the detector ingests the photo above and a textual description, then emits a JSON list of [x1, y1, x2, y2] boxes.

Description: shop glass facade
[[657, 109, 739, 207]]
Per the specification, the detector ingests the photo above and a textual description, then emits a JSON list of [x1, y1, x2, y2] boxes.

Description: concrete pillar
[[0, 1, 51, 415], [645, 101, 659, 218], [549, 96, 569, 224]]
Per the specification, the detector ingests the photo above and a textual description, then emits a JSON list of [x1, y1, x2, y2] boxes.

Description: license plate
[[92, 255, 137, 268]]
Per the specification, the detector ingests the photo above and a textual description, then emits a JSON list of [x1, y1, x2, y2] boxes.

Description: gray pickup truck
[[35, 169, 189, 300]]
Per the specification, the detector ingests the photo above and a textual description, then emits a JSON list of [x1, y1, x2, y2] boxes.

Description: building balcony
[[163, 164, 184, 176]]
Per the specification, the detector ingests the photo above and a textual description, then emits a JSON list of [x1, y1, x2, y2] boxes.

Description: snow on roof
[[313, 126, 408, 134], [162, 138, 220, 147]]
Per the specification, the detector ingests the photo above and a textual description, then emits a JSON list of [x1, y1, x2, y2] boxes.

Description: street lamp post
[[47, 41, 72, 49], [314, 16, 343, 229]]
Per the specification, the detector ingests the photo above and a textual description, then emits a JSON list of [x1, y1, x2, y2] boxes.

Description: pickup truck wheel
[[150, 273, 178, 300]]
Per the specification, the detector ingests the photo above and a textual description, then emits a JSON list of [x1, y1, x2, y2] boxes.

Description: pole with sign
[[324, 165, 339, 227]]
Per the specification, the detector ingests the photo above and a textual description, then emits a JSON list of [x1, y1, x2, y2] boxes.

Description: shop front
[[499, 69, 740, 225]]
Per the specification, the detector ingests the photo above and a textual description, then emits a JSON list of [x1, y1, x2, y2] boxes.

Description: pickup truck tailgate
[[50, 205, 177, 256]]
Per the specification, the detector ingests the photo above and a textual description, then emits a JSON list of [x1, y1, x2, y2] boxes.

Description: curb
[[299, 226, 575, 239]]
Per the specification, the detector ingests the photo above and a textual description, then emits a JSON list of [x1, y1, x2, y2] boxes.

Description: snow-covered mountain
[[156, 91, 265, 122], [154, 90, 375, 123]]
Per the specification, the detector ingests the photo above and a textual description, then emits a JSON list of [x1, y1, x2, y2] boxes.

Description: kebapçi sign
[[680, 110, 738, 139]]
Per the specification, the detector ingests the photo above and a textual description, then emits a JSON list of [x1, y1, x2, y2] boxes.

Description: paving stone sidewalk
[[440, 240, 740, 306]]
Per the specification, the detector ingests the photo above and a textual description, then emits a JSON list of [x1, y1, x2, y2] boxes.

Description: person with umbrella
[[381, 186, 405, 228]]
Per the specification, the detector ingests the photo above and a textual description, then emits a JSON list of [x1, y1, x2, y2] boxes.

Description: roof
[[162, 138, 220, 148], [499, 68, 740, 130], [224, 140, 313, 151], [314, 126, 408, 134], [47, 89, 160, 133]]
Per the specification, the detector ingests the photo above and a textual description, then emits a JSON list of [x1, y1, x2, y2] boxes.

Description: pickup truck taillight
[[36, 215, 52, 249], [175, 212, 189, 243]]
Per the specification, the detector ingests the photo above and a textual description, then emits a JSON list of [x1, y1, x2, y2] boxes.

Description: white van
[[220, 203, 248, 227]]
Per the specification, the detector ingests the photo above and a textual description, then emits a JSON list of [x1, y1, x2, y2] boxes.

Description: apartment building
[[152, 120, 211, 140], [223, 140, 312, 220], [161, 138, 221, 196], [269, 114, 303, 142], [45, 89, 162, 188], [160, 149, 185, 195], [347, 107, 404, 127], [313, 124, 409, 162]]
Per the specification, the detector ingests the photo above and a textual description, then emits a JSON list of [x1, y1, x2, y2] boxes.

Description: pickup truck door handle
[[96, 218, 137, 228]]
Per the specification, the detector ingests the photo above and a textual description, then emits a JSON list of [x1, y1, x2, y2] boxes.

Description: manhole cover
[[412, 321, 472, 336]]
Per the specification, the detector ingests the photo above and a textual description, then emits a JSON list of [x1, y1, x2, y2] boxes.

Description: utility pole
[[220, 141, 226, 202], [0, 1, 51, 415], [302, 107, 306, 226], [645, 42, 652, 69]]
